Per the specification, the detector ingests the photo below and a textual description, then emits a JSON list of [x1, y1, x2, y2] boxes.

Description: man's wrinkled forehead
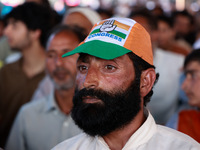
[[77, 53, 132, 66], [77, 53, 111, 64]]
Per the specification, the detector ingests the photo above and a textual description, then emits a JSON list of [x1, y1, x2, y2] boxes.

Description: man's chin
[[10, 46, 20, 51], [53, 80, 74, 90]]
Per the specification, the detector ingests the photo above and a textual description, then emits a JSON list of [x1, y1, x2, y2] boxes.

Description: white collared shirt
[[6, 92, 82, 150], [52, 111, 200, 150]]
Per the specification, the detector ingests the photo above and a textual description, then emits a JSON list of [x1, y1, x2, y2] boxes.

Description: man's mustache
[[74, 88, 113, 103]]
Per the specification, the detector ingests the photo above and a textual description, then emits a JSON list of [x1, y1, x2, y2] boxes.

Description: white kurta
[[52, 111, 200, 150]]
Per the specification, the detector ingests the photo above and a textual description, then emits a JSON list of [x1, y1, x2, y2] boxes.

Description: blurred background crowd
[[1, 0, 200, 149]]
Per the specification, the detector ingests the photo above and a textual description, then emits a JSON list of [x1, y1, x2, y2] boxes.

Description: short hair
[[38, 0, 51, 8], [127, 52, 159, 106], [184, 49, 200, 68], [172, 10, 194, 25], [129, 8, 158, 31], [4, 2, 58, 47], [46, 25, 87, 49], [158, 15, 173, 28]]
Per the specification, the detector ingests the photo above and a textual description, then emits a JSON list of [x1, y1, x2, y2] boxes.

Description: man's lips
[[54, 72, 67, 80], [82, 96, 102, 104], [185, 92, 193, 98]]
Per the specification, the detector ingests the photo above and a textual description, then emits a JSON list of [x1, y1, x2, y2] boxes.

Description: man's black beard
[[71, 78, 141, 137]]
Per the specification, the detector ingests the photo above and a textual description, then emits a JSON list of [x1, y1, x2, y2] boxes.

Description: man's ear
[[140, 68, 156, 98]]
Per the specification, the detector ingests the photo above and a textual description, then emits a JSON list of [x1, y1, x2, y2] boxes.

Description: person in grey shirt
[[5, 25, 86, 150]]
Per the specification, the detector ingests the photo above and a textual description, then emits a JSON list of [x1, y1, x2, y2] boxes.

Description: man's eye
[[105, 65, 116, 70], [47, 53, 56, 58], [185, 71, 198, 80], [78, 65, 88, 72]]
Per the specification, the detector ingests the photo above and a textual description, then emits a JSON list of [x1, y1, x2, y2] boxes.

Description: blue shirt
[[6, 91, 82, 150]]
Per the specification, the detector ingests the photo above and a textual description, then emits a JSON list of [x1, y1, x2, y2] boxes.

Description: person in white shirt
[[53, 18, 200, 150], [31, 7, 101, 101]]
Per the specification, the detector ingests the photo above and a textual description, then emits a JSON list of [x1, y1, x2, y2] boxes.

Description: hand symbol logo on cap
[[100, 20, 117, 32]]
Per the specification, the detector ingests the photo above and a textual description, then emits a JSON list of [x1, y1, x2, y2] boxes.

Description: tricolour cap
[[62, 18, 153, 65]]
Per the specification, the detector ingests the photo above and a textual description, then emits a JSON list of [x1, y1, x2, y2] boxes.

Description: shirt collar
[[44, 91, 58, 112], [123, 109, 157, 149], [97, 109, 157, 149]]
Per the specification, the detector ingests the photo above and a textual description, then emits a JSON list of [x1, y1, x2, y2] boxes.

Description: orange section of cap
[[124, 23, 153, 65], [114, 20, 130, 31]]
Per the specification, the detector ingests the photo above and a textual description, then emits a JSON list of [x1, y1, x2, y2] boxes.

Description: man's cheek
[[76, 74, 84, 89]]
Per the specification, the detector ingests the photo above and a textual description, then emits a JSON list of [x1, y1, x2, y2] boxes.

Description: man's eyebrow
[[47, 49, 72, 53], [62, 49, 73, 53], [77, 54, 90, 63], [184, 70, 198, 75]]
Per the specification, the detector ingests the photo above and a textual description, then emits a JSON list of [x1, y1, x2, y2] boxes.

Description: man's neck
[[55, 88, 75, 115], [21, 43, 46, 78], [102, 108, 146, 150]]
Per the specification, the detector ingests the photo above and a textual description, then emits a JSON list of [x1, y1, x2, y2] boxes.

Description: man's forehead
[[77, 53, 131, 63], [6, 18, 26, 28], [185, 61, 200, 69], [7, 18, 20, 23]]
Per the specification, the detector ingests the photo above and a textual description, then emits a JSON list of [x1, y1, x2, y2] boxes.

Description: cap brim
[[62, 40, 132, 60]]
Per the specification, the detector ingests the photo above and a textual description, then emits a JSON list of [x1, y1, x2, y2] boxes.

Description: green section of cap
[[109, 30, 126, 39], [62, 40, 132, 60], [90, 29, 100, 35]]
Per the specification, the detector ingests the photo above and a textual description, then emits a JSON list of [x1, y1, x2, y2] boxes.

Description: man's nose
[[83, 67, 99, 89], [55, 54, 63, 66], [181, 75, 190, 92]]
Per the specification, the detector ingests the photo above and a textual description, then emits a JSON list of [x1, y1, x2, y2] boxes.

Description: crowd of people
[[0, 0, 200, 149]]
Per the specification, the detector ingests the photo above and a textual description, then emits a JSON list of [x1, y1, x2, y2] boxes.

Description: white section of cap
[[85, 18, 137, 47]]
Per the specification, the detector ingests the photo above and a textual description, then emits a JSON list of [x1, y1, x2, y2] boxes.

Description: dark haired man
[[167, 49, 200, 143], [31, 7, 101, 101], [157, 15, 191, 56], [53, 18, 200, 150], [0, 2, 58, 147], [172, 10, 196, 46]]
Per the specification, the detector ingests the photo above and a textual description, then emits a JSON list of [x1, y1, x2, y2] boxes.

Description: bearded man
[[53, 18, 200, 150]]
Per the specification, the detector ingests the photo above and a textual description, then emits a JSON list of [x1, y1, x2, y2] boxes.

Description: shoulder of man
[[19, 95, 48, 116], [0, 59, 20, 73], [52, 133, 94, 150], [154, 125, 200, 149]]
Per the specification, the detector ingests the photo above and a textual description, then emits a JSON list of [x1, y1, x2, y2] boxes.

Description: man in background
[[167, 49, 200, 143], [6, 25, 85, 150], [0, 2, 57, 148], [32, 7, 101, 100], [62, 7, 101, 34]]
